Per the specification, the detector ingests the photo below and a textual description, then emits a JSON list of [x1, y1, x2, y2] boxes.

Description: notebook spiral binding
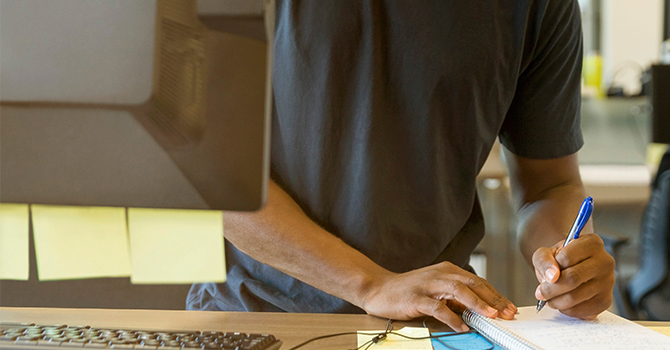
[[461, 309, 541, 350]]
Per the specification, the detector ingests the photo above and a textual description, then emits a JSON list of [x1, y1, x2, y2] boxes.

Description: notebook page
[[494, 306, 670, 350]]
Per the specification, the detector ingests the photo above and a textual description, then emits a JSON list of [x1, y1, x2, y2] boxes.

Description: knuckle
[[464, 276, 483, 287], [555, 252, 571, 268], [532, 248, 550, 265], [604, 254, 616, 270], [589, 233, 605, 246], [437, 261, 455, 271], [445, 279, 462, 292], [600, 294, 613, 310], [489, 295, 503, 307], [444, 261, 456, 268], [563, 292, 577, 307], [430, 300, 444, 314], [563, 269, 581, 286], [540, 283, 553, 299]]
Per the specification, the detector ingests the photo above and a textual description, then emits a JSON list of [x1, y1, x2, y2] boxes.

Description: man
[[188, 0, 615, 332]]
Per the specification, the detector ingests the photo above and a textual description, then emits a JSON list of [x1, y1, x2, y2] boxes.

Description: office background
[[0, 0, 667, 315]]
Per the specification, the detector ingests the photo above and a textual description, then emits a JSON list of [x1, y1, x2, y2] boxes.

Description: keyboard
[[0, 323, 282, 350]]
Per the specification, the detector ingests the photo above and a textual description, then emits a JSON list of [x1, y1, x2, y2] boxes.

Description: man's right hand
[[360, 262, 517, 332]]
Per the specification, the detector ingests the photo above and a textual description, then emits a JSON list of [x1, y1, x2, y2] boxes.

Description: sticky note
[[0, 203, 30, 280], [650, 327, 670, 337], [357, 327, 432, 350], [648, 143, 669, 167], [431, 332, 504, 350], [127, 208, 225, 284], [31, 205, 131, 280]]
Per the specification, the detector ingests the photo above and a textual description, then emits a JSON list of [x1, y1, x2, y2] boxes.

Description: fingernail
[[460, 324, 470, 332], [511, 304, 518, 313], [545, 267, 557, 282], [535, 286, 544, 300], [503, 308, 515, 318], [486, 306, 497, 316]]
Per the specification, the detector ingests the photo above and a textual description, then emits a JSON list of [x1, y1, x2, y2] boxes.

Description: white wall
[[602, 0, 665, 95]]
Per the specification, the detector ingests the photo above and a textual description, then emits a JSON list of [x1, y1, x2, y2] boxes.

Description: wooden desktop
[[2, 307, 668, 350], [0, 307, 449, 350]]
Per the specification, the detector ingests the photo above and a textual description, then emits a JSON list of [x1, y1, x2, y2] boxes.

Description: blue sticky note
[[431, 332, 504, 350]]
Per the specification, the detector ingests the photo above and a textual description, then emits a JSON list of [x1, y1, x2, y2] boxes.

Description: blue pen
[[536, 196, 594, 313]]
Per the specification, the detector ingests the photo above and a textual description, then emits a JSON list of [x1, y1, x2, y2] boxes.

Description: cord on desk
[[287, 319, 495, 350]]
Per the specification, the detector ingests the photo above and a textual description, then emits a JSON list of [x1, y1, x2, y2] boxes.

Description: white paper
[[494, 306, 670, 350]]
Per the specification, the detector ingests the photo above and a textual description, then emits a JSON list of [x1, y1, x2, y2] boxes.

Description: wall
[[602, 0, 665, 94]]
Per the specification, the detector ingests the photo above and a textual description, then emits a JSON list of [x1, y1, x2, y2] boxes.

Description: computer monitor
[[651, 64, 670, 144], [0, 0, 273, 211]]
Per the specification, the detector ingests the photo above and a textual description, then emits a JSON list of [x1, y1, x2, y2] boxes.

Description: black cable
[[287, 318, 495, 350], [286, 331, 359, 350]]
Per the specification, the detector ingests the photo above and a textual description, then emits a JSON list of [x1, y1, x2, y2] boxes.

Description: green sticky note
[[127, 208, 225, 284], [31, 205, 131, 281], [0, 203, 30, 280]]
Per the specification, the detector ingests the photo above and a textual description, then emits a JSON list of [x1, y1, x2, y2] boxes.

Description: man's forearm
[[515, 183, 593, 265], [224, 180, 517, 329], [222, 180, 391, 308], [505, 150, 614, 318], [502, 149, 593, 265]]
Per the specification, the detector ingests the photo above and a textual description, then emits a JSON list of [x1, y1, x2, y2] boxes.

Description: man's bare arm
[[504, 149, 615, 318], [222, 180, 517, 330]]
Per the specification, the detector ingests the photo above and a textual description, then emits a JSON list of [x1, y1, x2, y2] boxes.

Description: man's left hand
[[532, 233, 615, 319]]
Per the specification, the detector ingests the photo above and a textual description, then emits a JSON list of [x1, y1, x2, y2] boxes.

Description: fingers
[[555, 291, 613, 320], [462, 277, 517, 319], [554, 234, 606, 269], [535, 257, 601, 302], [416, 297, 469, 332], [532, 247, 560, 283], [430, 273, 517, 320], [359, 262, 516, 330], [543, 279, 605, 310], [532, 234, 615, 319]]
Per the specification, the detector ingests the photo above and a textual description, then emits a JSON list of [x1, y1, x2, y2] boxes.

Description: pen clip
[[563, 197, 594, 246], [572, 197, 594, 240]]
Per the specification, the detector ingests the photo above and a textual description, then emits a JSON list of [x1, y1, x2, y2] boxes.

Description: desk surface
[[2, 307, 669, 350], [0, 307, 449, 350]]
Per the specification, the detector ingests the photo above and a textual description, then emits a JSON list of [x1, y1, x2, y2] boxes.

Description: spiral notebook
[[462, 306, 670, 350]]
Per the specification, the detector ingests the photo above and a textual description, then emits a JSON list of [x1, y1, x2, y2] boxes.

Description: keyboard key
[[37, 340, 62, 347], [14, 339, 38, 346], [83, 342, 108, 348]]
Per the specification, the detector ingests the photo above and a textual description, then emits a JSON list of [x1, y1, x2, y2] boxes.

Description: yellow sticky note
[[31, 205, 131, 280], [127, 208, 225, 284], [647, 143, 669, 167], [650, 327, 670, 337], [0, 203, 30, 280], [357, 327, 432, 350]]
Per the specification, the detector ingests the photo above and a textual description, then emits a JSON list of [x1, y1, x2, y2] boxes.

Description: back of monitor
[[0, 0, 270, 211]]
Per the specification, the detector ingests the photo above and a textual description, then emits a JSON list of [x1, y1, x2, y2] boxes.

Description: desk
[[2, 308, 668, 349], [0, 307, 446, 350]]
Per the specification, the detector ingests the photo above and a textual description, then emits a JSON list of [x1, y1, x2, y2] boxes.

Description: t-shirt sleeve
[[499, 0, 584, 159]]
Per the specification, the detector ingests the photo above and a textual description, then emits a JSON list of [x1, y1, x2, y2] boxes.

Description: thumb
[[532, 247, 560, 283]]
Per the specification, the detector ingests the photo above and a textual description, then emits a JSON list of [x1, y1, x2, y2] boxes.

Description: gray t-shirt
[[187, 0, 584, 313]]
